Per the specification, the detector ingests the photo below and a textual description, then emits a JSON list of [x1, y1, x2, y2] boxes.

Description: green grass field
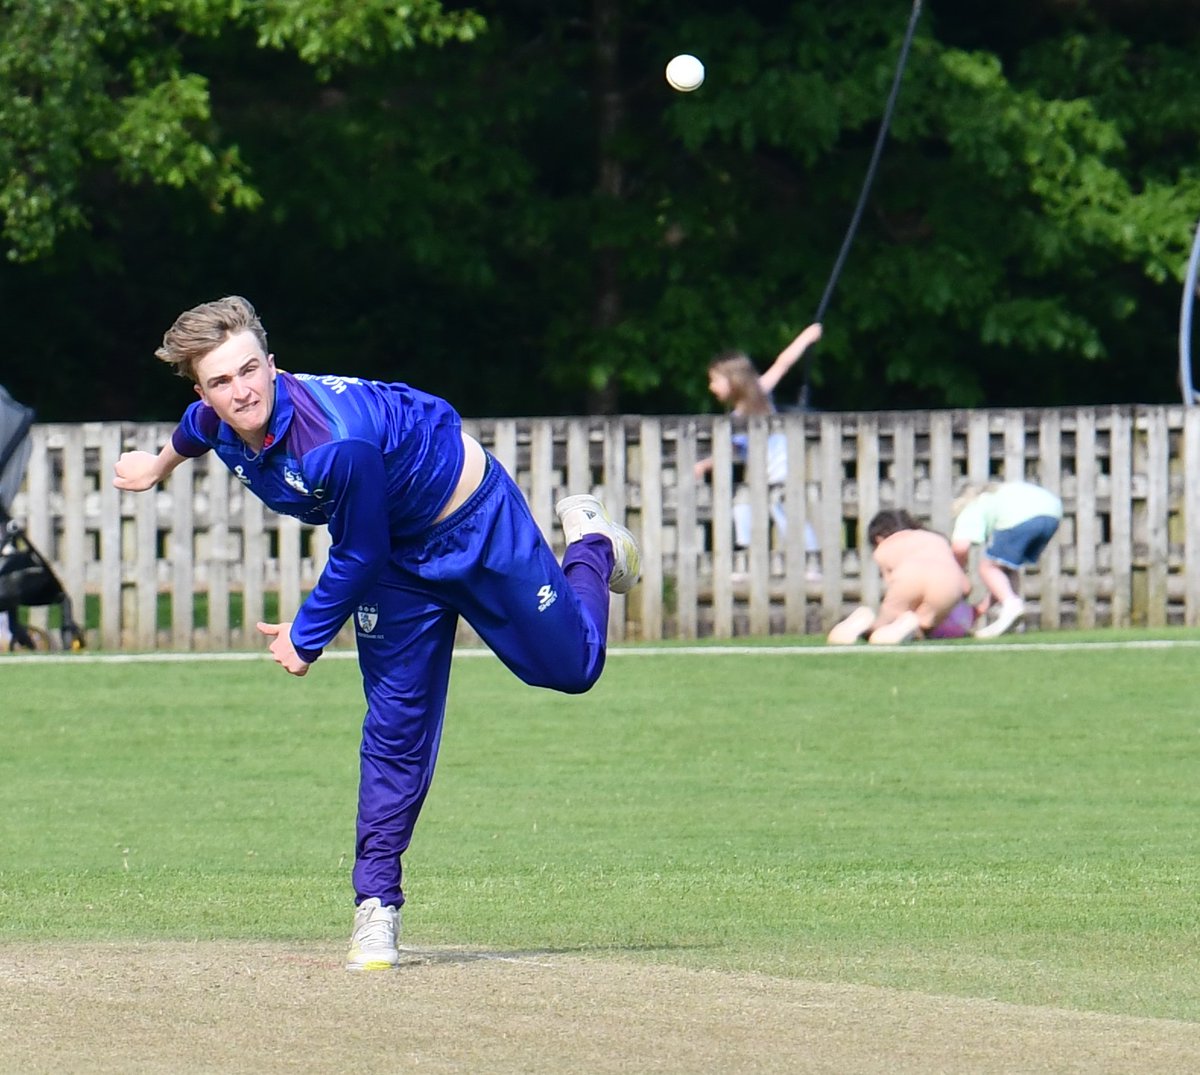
[[3, 634, 1199, 1021]]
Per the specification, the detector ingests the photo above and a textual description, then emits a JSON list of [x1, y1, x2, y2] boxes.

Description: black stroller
[[0, 386, 85, 651]]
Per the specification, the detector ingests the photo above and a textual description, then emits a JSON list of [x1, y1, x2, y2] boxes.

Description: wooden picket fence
[[9, 405, 1200, 650]]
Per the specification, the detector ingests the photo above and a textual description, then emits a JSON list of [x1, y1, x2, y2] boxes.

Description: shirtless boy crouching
[[828, 509, 971, 646]]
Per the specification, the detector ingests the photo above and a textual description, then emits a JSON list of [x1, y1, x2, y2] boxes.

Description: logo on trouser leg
[[537, 584, 558, 612], [356, 603, 382, 638]]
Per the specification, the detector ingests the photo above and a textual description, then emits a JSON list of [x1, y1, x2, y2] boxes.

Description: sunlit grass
[[2, 636, 1200, 1019]]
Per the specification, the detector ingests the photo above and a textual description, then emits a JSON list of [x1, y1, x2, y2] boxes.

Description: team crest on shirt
[[283, 465, 309, 495], [356, 604, 380, 635]]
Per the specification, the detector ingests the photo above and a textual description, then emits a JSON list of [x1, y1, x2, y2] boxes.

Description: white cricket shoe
[[974, 598, 1025, 640], [346, 897, 400, 971], [555, 494, 642, 594]]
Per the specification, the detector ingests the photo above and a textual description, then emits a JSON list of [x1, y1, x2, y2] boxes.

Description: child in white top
[[951, 480, 1062, 639]]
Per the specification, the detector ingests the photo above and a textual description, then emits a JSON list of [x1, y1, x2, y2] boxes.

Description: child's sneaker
[[555, 494, 642, 594], [974, 598, 1025, 639], [346, 897, 400, 971]]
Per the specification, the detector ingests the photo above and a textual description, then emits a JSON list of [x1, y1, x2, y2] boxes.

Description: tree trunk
[[588, 0, 622, 416]]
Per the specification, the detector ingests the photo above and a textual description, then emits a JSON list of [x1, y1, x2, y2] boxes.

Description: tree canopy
[[2, 0, 1198, 421]]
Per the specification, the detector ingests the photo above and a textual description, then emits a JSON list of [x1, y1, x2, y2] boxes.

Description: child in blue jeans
[[951, 481, 1062, 639]]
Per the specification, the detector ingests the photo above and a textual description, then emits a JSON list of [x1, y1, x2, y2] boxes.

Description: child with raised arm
[[693, 323, 823, 569]]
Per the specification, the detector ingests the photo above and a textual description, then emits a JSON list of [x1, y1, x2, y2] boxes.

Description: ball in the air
[[666, 54, 705, 93]]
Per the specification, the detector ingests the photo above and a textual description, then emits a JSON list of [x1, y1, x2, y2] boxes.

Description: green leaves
[[101, 74, 262, 214], [2, 1, 1200, 415], [0, 0, 104, 260], [0, 0, 481, 260], [253, 0, 485, 77]]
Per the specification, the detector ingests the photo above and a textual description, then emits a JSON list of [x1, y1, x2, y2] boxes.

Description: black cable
[[799, 0, 924, 409]]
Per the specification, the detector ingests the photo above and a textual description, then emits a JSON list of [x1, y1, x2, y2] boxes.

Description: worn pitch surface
[[4, 943, 1200, 1074]]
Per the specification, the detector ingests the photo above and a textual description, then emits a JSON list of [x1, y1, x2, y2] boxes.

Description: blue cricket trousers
[[350, 456, 614, 907]]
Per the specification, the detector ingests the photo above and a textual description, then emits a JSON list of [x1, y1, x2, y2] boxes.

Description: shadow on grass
[[396, 942, 717, 967]]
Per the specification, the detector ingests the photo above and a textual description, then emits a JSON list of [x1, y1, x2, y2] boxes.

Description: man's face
[[193, 330, 277, 446]]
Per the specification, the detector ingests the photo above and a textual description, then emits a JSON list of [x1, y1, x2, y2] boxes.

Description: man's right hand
[[113, 450, 165, 491]]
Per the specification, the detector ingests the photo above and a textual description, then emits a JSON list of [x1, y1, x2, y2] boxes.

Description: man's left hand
[[256, 621, 311, 677]]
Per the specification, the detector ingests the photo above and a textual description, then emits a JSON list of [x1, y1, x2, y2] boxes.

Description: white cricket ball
[[665, 54, 705, 93]]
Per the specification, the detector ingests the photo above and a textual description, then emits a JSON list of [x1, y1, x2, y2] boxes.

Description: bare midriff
[[433, 432, 487, 523]]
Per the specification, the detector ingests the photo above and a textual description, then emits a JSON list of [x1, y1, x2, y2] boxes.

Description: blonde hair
[[708, 351, 772, 416], [155, 295, 269, 382], [951, 480, 1001, 518]]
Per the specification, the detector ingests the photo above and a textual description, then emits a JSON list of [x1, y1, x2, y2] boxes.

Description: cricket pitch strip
[[3, 942, 1200, 1074]]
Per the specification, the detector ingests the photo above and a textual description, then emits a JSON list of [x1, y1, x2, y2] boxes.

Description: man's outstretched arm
[[113, 441, 189, 492]]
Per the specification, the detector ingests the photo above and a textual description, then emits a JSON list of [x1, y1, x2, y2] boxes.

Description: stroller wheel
[[10, 623, 51, 651]]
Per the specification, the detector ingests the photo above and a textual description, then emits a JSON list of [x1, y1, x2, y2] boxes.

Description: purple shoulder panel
[[281, 376, 336, 459], [171, 401, 221, 457]]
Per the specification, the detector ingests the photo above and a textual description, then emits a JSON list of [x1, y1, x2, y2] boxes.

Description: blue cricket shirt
[[171, 371, 465, 662]]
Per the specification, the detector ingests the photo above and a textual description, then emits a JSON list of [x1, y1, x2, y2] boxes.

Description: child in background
[[694, 324, 823, 575], [951, 480, 1062, 639], [828, 509, 971, 645]]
